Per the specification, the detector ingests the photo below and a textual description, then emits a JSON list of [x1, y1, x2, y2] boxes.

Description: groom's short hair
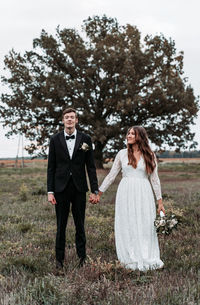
[[62, 107, 77, 118]]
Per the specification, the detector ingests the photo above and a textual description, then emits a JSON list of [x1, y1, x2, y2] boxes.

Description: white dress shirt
[[64, 129, 77, 159]]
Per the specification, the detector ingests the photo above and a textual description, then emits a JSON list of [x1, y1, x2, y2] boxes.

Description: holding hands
[[89, 191, 102, 204]]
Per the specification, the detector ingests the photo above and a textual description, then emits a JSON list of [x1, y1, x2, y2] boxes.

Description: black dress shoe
[[56, 260, 63, 270], [55, 260, 64, 276], [78, 257, 86, 268]]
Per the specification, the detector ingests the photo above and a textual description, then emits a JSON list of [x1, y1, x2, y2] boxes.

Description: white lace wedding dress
[[99, 149, 164, 271]]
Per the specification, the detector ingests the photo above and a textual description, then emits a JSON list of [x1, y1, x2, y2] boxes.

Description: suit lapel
[[59, 131, 70, 158], [72, 131, 82, 159]]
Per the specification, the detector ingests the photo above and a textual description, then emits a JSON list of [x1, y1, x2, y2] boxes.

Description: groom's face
[[63, 112, 78, 131]]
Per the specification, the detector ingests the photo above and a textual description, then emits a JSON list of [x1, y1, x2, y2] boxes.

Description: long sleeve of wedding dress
[[149, 158, 162, 200], [99, 151, 122, 193]]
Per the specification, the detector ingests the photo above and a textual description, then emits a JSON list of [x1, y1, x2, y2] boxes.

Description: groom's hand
[[48, 193, 57, 205], [89, 193, 99, 204]]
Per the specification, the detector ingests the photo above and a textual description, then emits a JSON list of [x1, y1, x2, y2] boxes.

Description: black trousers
[[54, 177, 86, 263]]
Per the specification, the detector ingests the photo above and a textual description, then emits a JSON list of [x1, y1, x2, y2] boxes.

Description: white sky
[[0, 0, 200, 157]]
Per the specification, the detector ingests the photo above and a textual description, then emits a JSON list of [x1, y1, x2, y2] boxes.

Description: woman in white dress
[[98, 126, 165, 271]]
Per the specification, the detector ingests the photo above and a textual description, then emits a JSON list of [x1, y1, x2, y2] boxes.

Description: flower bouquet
[[154, 211, 180, 235]]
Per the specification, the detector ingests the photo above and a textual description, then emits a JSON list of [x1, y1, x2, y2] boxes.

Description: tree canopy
[[0, 15, 199, 167]]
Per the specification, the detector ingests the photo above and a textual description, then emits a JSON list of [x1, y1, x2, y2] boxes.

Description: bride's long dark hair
[[127, 126, 156, 174]]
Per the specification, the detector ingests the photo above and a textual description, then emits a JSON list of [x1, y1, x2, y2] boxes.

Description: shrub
[[19, 183, 29, 201]]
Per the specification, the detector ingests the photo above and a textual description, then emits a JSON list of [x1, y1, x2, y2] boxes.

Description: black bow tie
[[66, 135, 75, 140]]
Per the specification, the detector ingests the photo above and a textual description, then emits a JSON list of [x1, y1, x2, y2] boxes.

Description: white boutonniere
[[80, 142, 90, 151]]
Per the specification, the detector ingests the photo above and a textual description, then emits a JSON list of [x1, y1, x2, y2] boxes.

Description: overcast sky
[[0, 0, 200, 157]]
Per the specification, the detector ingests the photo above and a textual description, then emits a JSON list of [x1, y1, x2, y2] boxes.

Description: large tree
[[0, 16, 199, 167]]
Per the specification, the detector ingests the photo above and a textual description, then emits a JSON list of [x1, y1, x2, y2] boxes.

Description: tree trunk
[[94, 141, 104, 169]]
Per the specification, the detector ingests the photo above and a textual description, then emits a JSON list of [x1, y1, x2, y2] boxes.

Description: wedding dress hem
[[119, 260, 164, 272]]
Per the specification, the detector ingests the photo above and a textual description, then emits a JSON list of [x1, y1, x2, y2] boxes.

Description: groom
[[47, 108, 99, 270]]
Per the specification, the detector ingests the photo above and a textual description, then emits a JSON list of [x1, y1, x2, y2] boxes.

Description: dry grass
[[0, 157, 200, 168], [160, 158, 200, 164], [0, 159, 47, 168], [0, 162, 199, 304]]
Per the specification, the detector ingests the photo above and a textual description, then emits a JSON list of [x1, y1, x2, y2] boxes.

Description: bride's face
[[127, 128, 136, 144]]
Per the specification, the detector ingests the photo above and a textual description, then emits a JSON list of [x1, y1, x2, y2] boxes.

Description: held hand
[[157, 199, 165, 215], [48, 193, 57, 205], [89, 193, 95, 204], [89, 193, 100, 204]]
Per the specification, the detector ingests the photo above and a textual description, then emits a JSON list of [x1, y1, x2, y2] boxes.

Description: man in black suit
[[47, 108, 99, 270]]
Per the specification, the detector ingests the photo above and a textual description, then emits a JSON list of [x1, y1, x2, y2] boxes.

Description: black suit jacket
[[47, 130, 98, 193]]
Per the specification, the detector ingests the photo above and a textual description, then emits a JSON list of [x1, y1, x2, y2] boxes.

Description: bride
[[98, 126, 165, 271]]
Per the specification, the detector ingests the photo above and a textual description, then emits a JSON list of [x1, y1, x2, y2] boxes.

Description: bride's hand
[[89, 193, 99, 204], [157, 199, 165, 215]]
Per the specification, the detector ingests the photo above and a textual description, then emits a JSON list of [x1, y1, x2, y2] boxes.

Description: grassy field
[[0, 162, 199, 305]]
